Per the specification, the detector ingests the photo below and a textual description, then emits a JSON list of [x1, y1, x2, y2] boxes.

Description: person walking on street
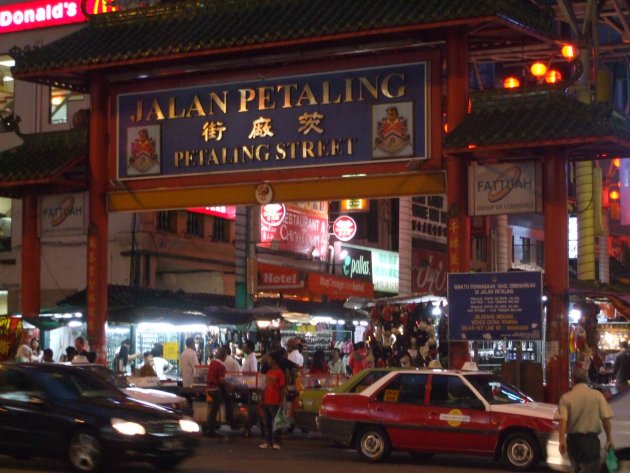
[[205, 347, 233, 437], [242, 340, 258, 373], [557, 367, 613, 473], [613, 340, 630, 391], [180, 337, 198, 388], [259, 351, 286, 450]]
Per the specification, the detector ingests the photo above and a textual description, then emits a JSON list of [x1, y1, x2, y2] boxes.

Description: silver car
[[547, 388, 630, 472]]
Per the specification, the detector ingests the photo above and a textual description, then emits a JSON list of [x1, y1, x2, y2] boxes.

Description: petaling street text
[[130, 73, 407, 123], [174, 137, 356, 168]]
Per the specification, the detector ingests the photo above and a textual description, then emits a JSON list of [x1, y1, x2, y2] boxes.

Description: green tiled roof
[[11, 0, 552, 88], [0, 129, 87, 196], [443, 89, 630, 152]]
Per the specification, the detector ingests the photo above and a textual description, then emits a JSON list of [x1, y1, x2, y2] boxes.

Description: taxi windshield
[[464, 374, 533, 405]]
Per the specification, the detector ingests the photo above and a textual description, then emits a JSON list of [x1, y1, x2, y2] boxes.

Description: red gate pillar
[[544, 151, 570, 402], [21, 191, 40, 318], [87, 76, 109, 364], [446, 29, 471, 369]]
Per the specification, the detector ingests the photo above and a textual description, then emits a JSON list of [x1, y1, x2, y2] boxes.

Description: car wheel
[[152, 456, 183, 470], [501, 432, 540, 471], [357, 426, 391, 462], [67, 430, 103, 473]]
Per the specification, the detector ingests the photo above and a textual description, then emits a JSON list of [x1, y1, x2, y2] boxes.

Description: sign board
[[0, 316, 21, 362], [258, 203, 328, 258], [116, 63, 428, 179], [412, 194, 447, 244], [40, 192, 87, 237], [468, 161, 543, 216], [447, 272, 542, 341], [162, 341, 178, 361], [306, 272, 374, 300], [0, 0, 114, 34], [411, 247, 447, 295], [257, 263, 304, 290], [187, 206, 236, 220], [336, 243, 398, 293], [332, 216, 357, 242]]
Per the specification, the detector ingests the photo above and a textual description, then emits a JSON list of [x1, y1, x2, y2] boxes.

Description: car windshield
[[464, 374, 533, 405], [37, 369, 125, 402], [80, 365, 130, 389]]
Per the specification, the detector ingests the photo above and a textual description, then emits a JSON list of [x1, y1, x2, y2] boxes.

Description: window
[[375, 373, 428, 405], [185, 211, 203, 237], [156, 211, 177, 233], [536, 240, 544, 267], [429, 375, 480, 409], [521, 237, 530, 264], [0, 369, 43, 403], [351, 371, 390, 393], [0, 55, 14, 117], [212, 218, 229, 242], [0, 197, 12, 252], [49, 87, 84, 125]]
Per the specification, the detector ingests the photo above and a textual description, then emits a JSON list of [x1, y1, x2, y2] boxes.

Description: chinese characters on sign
[[117, 63, 428, 178], [447, 272, 543, 341]]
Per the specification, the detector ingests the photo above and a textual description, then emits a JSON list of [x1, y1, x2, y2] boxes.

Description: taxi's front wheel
[[501, 432, 540, 471], [357, 426, 391, 462]]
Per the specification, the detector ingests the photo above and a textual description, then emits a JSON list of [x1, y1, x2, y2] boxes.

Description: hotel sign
[[116, 63, 428, 179]]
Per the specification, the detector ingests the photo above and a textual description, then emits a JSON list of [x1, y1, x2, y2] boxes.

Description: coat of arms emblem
[[374, 105, 412, 155], [128, 127, 159, 174]]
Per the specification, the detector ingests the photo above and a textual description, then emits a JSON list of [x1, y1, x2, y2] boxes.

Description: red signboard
[[307, 272, 374, 300], [0, 316, 22, 362], [411, 248, 448, 295], [258, 263, 304, 290], [0, 0, 114, 35], [187, 206, 236, 220], [259, 204, 328, 258], [332, 216, 357, 242]]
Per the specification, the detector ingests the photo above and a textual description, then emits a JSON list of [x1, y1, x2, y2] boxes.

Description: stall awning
[[54, 284, 363, 326]]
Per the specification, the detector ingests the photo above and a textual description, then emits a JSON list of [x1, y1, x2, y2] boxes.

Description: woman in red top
[[308, 349, 328, 375], [260, 351, 286, 450]]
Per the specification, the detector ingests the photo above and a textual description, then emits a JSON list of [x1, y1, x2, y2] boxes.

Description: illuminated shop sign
[[337, 243, 399, 293], [0, 0, 114, 34], [117, 63, 428, 179], [341, 199, 368, 212], [258, 203, 328, 258], [186, 206, 236, 220], [332, 216, 357, 241]]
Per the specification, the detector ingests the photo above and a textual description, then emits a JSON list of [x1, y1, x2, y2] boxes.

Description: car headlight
[[179, 418, 200, 433], [111, 418, 146, 436]]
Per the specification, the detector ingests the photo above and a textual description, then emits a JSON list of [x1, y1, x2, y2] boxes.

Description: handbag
[[273, 406, 291, 432], [606, 447, 619, 473]]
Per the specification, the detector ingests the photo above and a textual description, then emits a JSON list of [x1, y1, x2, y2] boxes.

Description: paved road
[[0, 429, 553, 473]]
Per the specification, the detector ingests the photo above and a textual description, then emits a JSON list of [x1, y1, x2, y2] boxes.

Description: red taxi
[[316, 368, 557, 471]]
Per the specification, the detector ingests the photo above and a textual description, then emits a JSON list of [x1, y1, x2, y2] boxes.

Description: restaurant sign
[[0, 0, 114, 34], [117, 63, 428, 179], [447, 271, 542, 341], [258, 203, 328, 258]]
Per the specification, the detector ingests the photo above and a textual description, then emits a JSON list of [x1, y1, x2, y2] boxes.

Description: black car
[[0, 362, 200, 472]]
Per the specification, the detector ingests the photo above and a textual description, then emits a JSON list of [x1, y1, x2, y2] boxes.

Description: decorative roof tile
[[443, 89, 630, 152], [0, 129, 87, 195], [11, 0, 553, 88]]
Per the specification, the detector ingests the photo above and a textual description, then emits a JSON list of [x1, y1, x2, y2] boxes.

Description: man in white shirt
[[287, 339, 304, 368], [222, 345, 241, 373], [179, 337, 198, 388], [241, 340, 258, 373]]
